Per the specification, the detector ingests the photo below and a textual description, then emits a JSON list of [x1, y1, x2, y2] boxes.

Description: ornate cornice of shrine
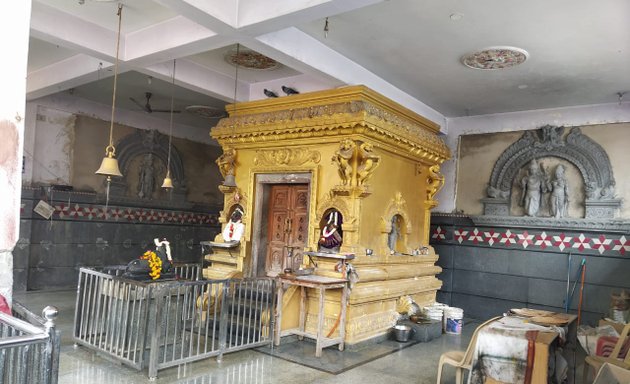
[[211, 85, 451, 164]]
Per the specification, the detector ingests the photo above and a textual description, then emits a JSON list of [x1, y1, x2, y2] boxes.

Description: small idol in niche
[[222, 206, 245, 243], [318, 210, 343, 252]]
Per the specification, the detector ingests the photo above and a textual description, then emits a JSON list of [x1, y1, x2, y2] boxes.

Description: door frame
[[248, 170, 316, 277]]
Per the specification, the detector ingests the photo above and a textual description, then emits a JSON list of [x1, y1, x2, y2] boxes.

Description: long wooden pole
[[577, 260, 586, 326]]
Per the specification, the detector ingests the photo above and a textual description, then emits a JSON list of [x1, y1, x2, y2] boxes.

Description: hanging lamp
[[161, 59, 176, 189], [95, 4, 124, 180]]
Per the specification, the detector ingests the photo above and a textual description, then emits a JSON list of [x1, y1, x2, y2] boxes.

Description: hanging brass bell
[[161, 170, 173, 189], [95, 147, 122, 177]]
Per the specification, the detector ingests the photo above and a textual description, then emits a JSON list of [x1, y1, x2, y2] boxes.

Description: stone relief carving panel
[[483, 125, 619, 219], [110, 130, 187, 202]]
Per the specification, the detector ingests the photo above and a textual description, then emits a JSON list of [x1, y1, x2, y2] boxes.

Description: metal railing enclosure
[[0, 303, 60, 384], [73, 266, 275, 380]]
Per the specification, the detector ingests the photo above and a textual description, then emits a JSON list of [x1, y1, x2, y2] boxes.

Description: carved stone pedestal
[[585, 199, 622, 219], [482, 198, 510, 216]]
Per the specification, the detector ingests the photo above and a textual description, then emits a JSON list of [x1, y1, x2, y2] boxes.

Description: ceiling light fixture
[[185, 105, 226, 119], [461, 46, 529, 70], [95, 4, 124, 202], [162, 59, 177, 190], [224, 46, 280, 70]]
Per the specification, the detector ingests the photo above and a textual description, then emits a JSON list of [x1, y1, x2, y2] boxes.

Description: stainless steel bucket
[[392, 324, 413, 342]]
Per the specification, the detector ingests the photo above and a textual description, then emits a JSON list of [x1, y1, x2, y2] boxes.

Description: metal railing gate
[[73, 266, 275, 380], [0, 302, 60, 384]]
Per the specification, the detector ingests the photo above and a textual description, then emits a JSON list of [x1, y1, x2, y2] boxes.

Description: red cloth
[[0, 295, 11, 315], [596, 335, 630, 358]]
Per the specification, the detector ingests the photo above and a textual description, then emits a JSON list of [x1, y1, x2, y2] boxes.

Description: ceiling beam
[[142, 59, 249, 103], [30, 2, 119, 61], [153, 0, 238, 33], [26, 54, 115, 100], [125, 16, 218, 65], [237, 0, 383, 33]]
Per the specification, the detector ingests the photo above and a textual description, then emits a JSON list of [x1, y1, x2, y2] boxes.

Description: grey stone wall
[[15, 188, 221, 291], [431, 214, 630, 326]]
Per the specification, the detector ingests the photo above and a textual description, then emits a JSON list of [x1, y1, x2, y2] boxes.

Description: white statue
[[550, 165, 569, 218], [520, 159, 547, 216], [222, 207, 244, 242]]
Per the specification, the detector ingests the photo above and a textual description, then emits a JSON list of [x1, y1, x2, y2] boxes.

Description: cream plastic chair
[[436, 316, 501, 384], [583, 322, 630, 384]]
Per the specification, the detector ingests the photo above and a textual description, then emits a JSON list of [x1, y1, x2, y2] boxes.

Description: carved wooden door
[[265, 184, 309, 276]]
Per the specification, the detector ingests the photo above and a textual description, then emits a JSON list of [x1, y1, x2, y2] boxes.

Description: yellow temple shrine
[[204, 85, 451, 344]]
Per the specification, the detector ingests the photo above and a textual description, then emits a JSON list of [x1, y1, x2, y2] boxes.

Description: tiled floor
[[13, 290, 582, 384], [13, 290, 470, 383]]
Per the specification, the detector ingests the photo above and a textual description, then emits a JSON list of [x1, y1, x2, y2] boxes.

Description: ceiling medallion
[[225, 48, 281, 70], [461, 46, 529, 70], [185, 105, 227, 119]]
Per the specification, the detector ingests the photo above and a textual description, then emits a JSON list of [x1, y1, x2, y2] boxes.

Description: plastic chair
[[583, 323, 630, 384], [436, 316, 501, 384]]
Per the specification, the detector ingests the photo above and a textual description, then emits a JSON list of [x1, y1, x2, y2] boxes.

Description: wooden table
[[470, 313, 577, 384], [274, 274, 349, 357]]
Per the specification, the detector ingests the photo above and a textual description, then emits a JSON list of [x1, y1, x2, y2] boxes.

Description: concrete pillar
[[0, 1, 32, 302]]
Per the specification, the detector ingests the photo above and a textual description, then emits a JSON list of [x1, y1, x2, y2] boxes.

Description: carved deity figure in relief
[[387, 215, 402, 253], [332, 139, 356, 185], [216, 148, 236, 178], [549, 164, 569, 218], [426, 165, 445, 201], [520, 159, 547, 216], [137, 153, 156, 199], [356, 142, 380, 186]]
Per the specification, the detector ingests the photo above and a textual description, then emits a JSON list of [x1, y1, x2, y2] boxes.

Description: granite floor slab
[[12, 290, 587, 383]]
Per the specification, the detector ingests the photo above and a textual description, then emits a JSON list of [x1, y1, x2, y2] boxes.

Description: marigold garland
[[141, 250, 162, 280]]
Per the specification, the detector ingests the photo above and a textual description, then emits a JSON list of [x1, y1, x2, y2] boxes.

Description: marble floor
[[12, 290, 579, 384]]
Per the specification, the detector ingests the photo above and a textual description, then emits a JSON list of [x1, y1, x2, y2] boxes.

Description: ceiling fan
[[129, 92, 181, 114]]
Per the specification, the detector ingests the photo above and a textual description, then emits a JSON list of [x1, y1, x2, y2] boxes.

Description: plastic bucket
[[445, 307, 464, 335], [425, 307, 443, 321]]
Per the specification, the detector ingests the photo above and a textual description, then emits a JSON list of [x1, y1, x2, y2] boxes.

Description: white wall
[[28, 93, 215, 145], [0, 0, 31, 302], [23, 106, 75, 186], [23, 94, 219, 187], [435, 102, 630, 213]]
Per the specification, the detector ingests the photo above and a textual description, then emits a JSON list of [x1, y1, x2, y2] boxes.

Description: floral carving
[[213, 100, 450, 163], [253, 148, 321, 166]]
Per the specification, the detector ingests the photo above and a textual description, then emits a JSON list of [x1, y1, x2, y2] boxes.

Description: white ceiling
[[27, 0, 630, 133]]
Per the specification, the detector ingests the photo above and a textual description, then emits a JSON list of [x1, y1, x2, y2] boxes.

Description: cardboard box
[[593, 362, 630, 384]]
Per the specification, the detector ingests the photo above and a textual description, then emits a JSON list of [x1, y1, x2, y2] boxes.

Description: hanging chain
[[107, 4, 123, 153], [166, 59, 176, 172]]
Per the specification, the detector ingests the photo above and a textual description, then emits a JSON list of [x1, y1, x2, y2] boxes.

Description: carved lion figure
[[356, 142, 380, 186], [332, 139, 356, 185], [216, 148, 236, 178], [426, 165, 445, 201]]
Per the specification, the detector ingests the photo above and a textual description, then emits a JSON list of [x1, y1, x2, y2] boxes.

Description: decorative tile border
[[23, 201, 219, 226], [430, 225, 630, 256]]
